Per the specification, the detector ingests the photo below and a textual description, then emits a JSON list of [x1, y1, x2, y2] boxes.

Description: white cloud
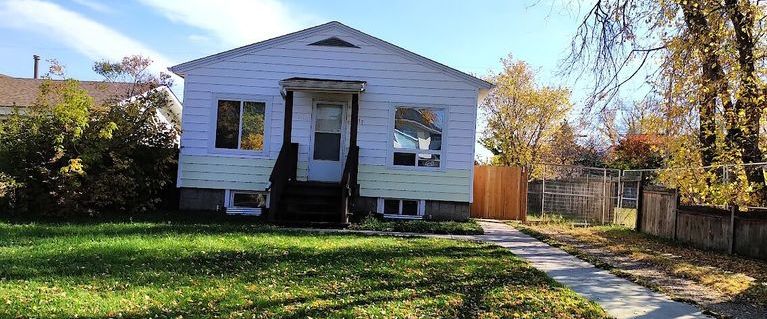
[[187, 34, 211, 44], [71, 0, 112, 14], [138, 0, 319, 47], [0, 0, 174, 77]]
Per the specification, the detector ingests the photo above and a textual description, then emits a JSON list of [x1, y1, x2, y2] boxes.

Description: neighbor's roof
[[0, 75, 135, 107], [170, 21, 493, 90]]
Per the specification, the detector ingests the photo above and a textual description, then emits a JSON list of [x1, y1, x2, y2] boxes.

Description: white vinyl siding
[[177, 26, 479, 202], [178, 154, 274, 191]]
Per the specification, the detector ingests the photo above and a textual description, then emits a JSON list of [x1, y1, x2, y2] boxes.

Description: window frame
[[209, 93, 272, 157], [389, 104, 447, 171], [224, 189, 269, 216], [376, 197, 425, 219]]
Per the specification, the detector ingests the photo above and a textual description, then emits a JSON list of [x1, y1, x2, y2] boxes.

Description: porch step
[[284, 181, 341, 197], [284, 199, 339, 213], [277, 181, 343, 223]]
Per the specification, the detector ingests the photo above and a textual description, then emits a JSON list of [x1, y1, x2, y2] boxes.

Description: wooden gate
[[471, 165, 528, 220]]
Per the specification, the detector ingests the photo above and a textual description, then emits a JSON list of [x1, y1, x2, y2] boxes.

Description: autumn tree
[[608, 134, 665, 170], [93, 55, 173, 98], [480, 55, 572, 167], [542, 121, 580, 165], [564, 0, 767, 205]]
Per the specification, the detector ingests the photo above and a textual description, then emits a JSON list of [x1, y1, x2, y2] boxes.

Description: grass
[[348, 216, 484, 235], [513, 221, 767, 306], [0, 220, 606, 318], [527, 207, 636, 228]]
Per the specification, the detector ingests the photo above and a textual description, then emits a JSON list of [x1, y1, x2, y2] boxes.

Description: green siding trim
[[358, 165, 471, 202], [296, 161, 308, 181], [179, 154, 274, 191], [179, 156, 472, 201]]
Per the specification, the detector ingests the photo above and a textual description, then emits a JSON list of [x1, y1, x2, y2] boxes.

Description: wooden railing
[[339, 145, 359, 224], [268, 142, 298, 220]]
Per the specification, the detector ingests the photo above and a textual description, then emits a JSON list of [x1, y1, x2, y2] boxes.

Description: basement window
[[378, 198, 424, 219], [225, 190, 268, 216]]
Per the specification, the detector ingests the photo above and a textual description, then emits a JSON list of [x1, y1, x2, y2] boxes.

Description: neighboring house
[[169, 21, 492, 222], [0, 74, 182, 129]]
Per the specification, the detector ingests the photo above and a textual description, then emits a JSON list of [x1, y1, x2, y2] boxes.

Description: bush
[[0, 78, 178, 216]]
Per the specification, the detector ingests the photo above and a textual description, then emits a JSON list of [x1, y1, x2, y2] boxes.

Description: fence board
[[640, 186, 677, 239], [676, 208, 730, 251], [471, 166, 527, 220], [736, 217, 767, 259], [639, 187, 767, 261]]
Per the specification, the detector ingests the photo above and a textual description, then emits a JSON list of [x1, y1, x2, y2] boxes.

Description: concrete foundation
[[179, 188, 225, 212], [425, 200, 470, 221], [353, 196, 470, 221]]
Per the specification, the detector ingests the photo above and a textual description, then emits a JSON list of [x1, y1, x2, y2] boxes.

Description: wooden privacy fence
[[471, 165, 527, 220], [638, 185, 767, 261]]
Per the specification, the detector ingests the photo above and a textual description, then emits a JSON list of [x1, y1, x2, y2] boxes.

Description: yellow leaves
[[50, 79, 94, 138], [59, 158, 85, 176], [98, 121, 118, 139], [481, 54, 572, 167]]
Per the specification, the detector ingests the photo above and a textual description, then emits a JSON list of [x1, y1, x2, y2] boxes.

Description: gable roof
[[0, 75, 135, 107], [170, 21, 493, 89]]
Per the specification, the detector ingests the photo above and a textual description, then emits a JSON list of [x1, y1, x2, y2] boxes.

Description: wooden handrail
[[268, 142, 298, 220], [340, 145, 359, 224]]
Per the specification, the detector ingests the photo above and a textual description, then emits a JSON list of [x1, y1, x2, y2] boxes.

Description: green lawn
[[348, 216, 484, 235], [0, 221, 606, 318]]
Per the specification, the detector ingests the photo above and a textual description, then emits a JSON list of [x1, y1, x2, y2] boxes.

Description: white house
[[170, 21, 492, 223]]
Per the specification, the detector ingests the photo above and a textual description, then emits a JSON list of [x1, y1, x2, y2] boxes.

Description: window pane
[[394, 107, 443, 151], [240, 102, 265, 151], [215, 100, 240, 149], [315, 104, 342, 133], [233, 192, 267, 208], [383, 199, 399, 215], [393, 152, 416, 166], [401, 200, 418, 215], [417, 154, 441, 167], [313, 132, 341, 161]]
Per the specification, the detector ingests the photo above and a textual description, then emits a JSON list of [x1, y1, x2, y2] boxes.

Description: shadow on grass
[[0, 222, 607, 319], [0, 242, 509, 282], [0, 210, 264, 225]]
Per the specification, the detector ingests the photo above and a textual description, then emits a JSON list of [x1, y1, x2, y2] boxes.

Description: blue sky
[[0, 0, 596, 159], [0, 0, 588, 94]]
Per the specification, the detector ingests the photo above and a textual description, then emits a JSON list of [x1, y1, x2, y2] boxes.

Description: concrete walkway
[[472, 220, 710, 319]]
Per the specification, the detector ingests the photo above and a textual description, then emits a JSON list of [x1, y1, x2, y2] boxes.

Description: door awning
[[279, 77, 366, 94]]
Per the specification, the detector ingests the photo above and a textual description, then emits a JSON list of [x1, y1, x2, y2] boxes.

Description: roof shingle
[[0, 75, 135, 107]]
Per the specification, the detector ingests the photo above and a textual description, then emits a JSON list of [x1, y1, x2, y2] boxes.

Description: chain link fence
[[526, 162, 767, 228], [527, 164, 625, 226]]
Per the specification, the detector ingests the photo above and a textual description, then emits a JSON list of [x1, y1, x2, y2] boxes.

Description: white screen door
[[308, 102, 345, 182]]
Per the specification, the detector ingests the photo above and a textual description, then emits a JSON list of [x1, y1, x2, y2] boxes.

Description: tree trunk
[[699, 59, 718, 167], [681, 3, 725, 167], [725, 0, 764, 185]]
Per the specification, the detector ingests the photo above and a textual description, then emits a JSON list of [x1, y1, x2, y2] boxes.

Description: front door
[[308, 102, 345, 182]]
